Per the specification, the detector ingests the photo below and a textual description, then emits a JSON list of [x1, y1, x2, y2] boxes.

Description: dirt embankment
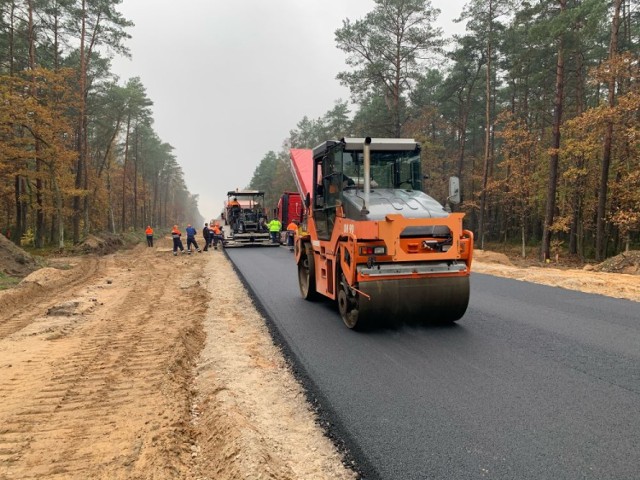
[[0, 241, 356, 480], [0, 234, 38, 278], [473, 249, 640, 302]]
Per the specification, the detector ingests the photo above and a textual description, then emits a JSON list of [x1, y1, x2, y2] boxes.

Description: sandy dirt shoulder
[[0, 243, 637, 480], [0, 242, 355, 480], [473, 250, 640, 303]]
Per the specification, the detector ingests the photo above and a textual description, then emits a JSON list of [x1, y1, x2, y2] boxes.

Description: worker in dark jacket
[[185, 224, 201, 254], [171, 225, 184, 256], [209, 224, 217, 248], [202, 223, 210, 251]]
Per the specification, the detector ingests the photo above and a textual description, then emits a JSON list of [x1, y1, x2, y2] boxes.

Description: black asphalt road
[[226, 247, 640, 480]]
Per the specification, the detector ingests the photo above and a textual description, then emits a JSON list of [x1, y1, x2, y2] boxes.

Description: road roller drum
[[351, 276, 470, 327]]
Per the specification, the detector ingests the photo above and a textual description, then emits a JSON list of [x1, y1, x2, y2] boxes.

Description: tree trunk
[[456, 61, 483, 202], [596, 0, 622, 261], [456, 101, 467, 180], [541, 0, 566, 262], [569, 52, 586, 256], [107, 158, 116, 234], [140, 146, 147, 227], [27, 0, 45, 248], [9, 1, 15, 76], [121, 115, 131, 231], [478, 0, 493, 249], [133, 126, 138, 229], [152, 171, 160, 228], [53, 0, 60, 71], [15, 176, 23, 243], [393, 38, 401, 137], [49, 164, 65, 249], [82, 113, 90, 237], [73, 0, 87, 244]]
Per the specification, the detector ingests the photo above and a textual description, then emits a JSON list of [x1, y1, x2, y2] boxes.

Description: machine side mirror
[[448, 176, 461, 205], [305, 192, 311, 208]]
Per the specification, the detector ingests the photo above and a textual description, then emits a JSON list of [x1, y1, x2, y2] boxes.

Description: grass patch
[[0, 272, 21, 290], [22, 241, 75, 258], [481, 241, 587, 269]]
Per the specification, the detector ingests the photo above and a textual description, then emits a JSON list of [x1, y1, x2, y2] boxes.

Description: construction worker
[[171, 225, 184, 255], [208, 223, 216, 248], [212, 223, 223, 250], [202, 223, 210, 251], [286, 219, 298, 251], [228, 197, 241, 229], [145, 225, 154, 247], [258, 214, 268, 232], [185, 224, 201, 253], [268, 217, 282, 243]]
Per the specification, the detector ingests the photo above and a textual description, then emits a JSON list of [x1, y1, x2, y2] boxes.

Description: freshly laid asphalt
[[226, 246, 640, 480]]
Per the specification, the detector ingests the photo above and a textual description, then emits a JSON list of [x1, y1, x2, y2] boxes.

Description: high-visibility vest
[[145, 227, 153, 235], [269, 220, 281, 232]]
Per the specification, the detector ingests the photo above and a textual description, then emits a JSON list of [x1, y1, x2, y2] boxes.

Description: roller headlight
[[359, 246, 386, 255]]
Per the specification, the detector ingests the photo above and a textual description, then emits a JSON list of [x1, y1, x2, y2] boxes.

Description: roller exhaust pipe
[[363, 137, 371, 212]]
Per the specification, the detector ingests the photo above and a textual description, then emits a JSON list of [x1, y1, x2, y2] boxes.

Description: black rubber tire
[[338, 288, 360, 329], [298, 244, 317, 300]]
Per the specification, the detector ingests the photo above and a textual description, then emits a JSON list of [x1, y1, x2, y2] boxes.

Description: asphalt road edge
[[223, 246, 378, 480]]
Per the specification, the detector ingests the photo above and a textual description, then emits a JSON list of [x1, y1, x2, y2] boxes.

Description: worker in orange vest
[[228, 197, 241, 230], [212, 223, 223, 250], [171, 225, 185, 256], [145, 225, 154, 247], [286, 219, 299, 251]]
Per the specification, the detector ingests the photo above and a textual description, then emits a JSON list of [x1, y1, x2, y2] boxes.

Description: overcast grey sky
[[111, 0, 467, 220]]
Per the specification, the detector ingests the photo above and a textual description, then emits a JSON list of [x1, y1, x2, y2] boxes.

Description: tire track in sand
[[0, 257, 101, 340], [0, 245, 207, 479]]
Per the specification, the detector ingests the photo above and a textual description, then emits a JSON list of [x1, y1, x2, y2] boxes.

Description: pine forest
[[0, 0, 201, 249], [250, 0, 639, 262], [1, 0, 638, 262]]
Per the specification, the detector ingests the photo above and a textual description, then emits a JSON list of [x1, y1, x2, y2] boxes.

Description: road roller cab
[[292, 138, 474, 329]]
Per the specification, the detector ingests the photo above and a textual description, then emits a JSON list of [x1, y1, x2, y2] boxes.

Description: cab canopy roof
[[312, 138, 419, 157], [227, 190, 264, 197]]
